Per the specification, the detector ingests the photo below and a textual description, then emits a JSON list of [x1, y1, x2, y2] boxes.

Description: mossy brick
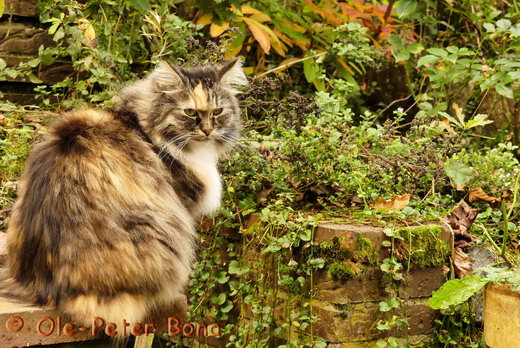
[[315, 223, 453, 264], [313, 266, 446, 303], [311, 298, 436, 343], [4, 0, 39, 17]]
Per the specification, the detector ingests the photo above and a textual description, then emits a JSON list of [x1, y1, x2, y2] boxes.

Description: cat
[[0, 59, 246, 327]]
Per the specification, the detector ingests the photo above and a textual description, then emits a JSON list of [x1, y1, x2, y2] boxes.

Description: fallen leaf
[[454, 247, 473, 278], [469, 187, 499, 204], [373, 194, 411, 211], [444, 200, 478, 249]]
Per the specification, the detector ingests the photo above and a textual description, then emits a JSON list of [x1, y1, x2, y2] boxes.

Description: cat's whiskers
[[219, 134, 268, 164], [158, 133, 191, 161]]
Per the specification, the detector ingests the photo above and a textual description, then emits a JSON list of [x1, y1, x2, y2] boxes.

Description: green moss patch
[[394, 225, 450, 270]]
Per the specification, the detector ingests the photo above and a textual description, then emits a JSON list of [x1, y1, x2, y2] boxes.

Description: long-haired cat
[[1, 59, 246, 326]]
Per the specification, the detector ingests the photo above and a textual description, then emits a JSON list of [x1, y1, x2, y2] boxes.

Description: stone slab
[[4, 0, 39, 17]]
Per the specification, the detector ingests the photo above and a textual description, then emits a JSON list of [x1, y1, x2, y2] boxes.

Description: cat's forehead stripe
[[192, 83, 208, 109]]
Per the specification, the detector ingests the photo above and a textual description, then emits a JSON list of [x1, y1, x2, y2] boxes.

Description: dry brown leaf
[[373, 194, 411, 211], [469, 187, 500, 204], [454, 247, 473, 278], [281, 242, 291, 249], [444, 200, 478, 249]]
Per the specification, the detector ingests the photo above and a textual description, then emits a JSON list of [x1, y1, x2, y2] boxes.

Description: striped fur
[[2, 60, 246, 326]]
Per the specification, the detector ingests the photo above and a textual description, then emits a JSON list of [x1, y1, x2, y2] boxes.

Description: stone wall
[[0, 0, 72, 104], [311, 223, 453, 346]]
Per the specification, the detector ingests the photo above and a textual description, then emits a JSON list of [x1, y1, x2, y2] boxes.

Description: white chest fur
[[181, 142, 222, 216]]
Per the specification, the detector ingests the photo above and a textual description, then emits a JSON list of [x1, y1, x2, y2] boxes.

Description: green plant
[[429, 266, 520, 310]]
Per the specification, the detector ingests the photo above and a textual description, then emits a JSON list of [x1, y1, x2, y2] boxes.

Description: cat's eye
[[184, 109, 197, 117], [213, 108, 223, 116]]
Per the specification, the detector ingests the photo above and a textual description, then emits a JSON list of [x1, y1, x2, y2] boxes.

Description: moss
[[394, 225, 450, 270], [353, 235, 379, 265], [328, 261, 358, 281]]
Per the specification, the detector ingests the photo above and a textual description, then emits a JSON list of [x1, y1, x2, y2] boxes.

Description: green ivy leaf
[[397, 0, 417, 18], [426, 48, 447, 57], [388, 34, 403, 49], [417, 55, 439, 67], [429, 276, 487, 309], [216, 271, 230, 284], [445, 159, 473, 186], [496, 83, 513, 99], [220, 300, 234, 313], [0, 0, 4, 17], [210, 292, 227, 306], [228, 260, 250, 276], [496, 19, 511, 32], [483, 23, 496, 32], [0, 58, 6, 70]]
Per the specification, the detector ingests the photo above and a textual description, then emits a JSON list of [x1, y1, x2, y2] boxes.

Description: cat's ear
[[219, 59, 247, 95], [150, 61, 185, 91]]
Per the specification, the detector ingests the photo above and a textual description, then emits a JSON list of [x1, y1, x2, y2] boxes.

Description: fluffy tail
[[0, 267, 34, 304]]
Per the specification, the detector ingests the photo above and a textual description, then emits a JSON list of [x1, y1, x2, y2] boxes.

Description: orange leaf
[[210, 21, 230, 37], [249, 12, 271, 23], [196, 13, 213, 25], [243, 17, 271, 54], [271, 37, 288, 56], [372, 194, 411, 211], [241, 4, 262, 15]]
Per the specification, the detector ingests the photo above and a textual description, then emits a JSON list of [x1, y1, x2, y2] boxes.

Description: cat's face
[[147, 60, 247, 153]]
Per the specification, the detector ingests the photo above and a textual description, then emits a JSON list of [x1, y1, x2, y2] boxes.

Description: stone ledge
[[3, 0, 39, 18], [0, 22, 54, 55]]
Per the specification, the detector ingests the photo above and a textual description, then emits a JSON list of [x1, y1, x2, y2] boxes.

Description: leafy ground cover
[[0, 0, 519, 347]]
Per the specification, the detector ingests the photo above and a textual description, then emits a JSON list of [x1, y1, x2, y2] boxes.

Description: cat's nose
[[201, 127, 213, 136]]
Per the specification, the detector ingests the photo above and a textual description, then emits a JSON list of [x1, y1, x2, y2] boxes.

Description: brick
[[3, 0, 39, 17], [315, 223, 453, 263], [0, 23, 54, 55], [0, 298, 102, 346], [313, 266, 445, 304], [311, 298, 437, 343], [399, 266, 446, 299]]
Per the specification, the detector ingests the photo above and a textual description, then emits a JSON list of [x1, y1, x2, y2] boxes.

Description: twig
[[256, 52, 327, 78], [378, 94, 412, 116]]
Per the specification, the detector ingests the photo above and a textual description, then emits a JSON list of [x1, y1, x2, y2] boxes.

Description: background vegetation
[[0, 0, 519, 347]]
